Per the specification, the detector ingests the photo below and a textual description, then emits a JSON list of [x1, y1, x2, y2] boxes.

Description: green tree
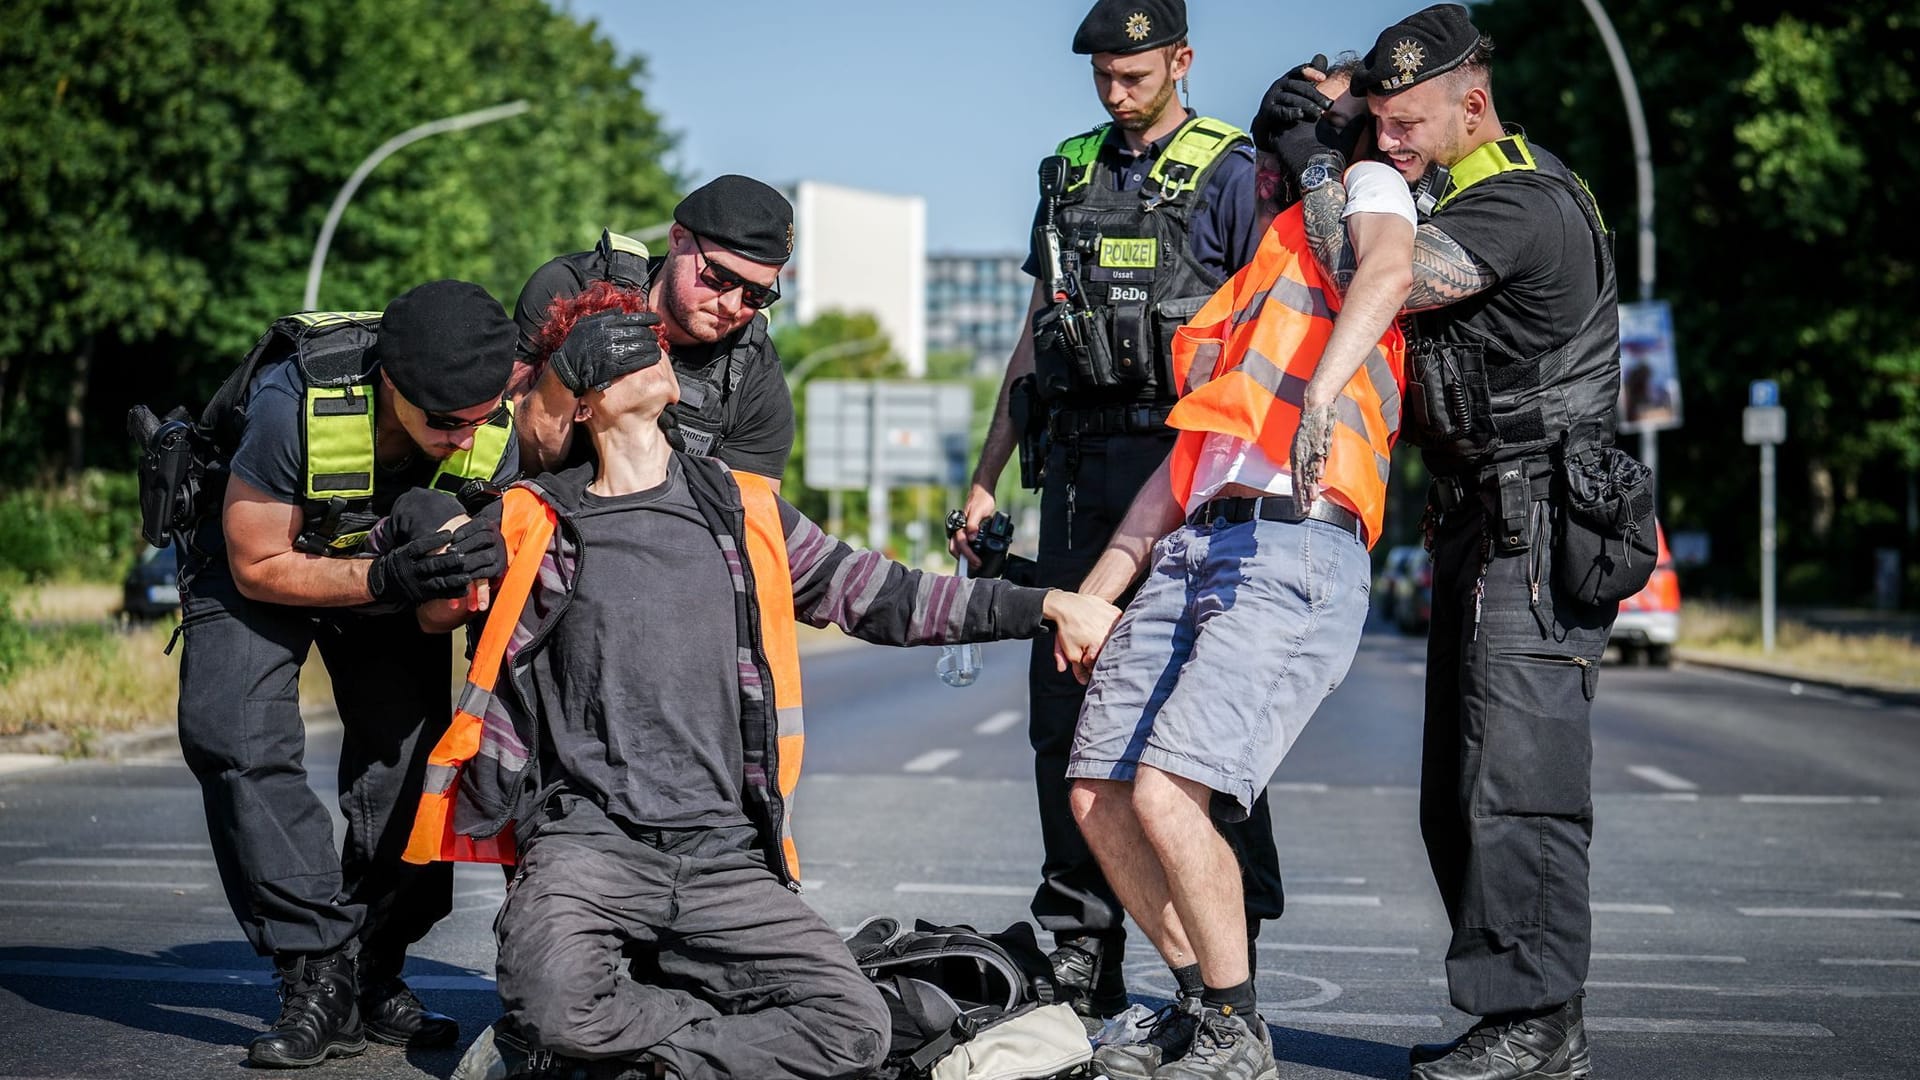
[[1469, 0, 1920, 603], [0, 0, 681, 477]]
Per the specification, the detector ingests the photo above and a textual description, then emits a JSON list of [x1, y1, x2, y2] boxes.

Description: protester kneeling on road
[[1065, 58, 1414, 1080], [401, 311, 1122, 1080]]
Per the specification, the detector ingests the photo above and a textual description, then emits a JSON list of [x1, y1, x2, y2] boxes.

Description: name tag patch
[[1108, 284, 1150, 303], [1099, 237, 1159, 269]]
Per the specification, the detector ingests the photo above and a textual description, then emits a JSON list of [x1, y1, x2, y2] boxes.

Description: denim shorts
[[1067, 514, 1371, 818]]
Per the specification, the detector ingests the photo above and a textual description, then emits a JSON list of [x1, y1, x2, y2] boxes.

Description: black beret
[[1073, 0, 1186, 55], [673, 175, 795, 266], [1357, 4, 1481, 96], [372, 280, 515, 413]]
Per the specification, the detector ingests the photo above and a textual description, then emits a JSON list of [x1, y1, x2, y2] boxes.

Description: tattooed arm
[[1302, 175, 1497, 313]]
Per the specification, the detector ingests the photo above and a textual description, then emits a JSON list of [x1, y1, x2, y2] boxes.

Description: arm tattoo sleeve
[[1405, 223, 1497, 311], [1301, 181, 1359, 294]]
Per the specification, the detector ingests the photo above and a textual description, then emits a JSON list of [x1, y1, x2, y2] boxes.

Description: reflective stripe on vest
[[303, 385, 376, 500], [429, 400, 516, 495], [1165, 199, 1405, 547], [1055, 117, 1250, 205], [403, 472, 807, 872], [403, 487, 556, 867]]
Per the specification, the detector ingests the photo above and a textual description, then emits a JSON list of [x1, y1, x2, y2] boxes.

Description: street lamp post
[[303, 100, 532, 311], [1577, 0, 1659, 489]]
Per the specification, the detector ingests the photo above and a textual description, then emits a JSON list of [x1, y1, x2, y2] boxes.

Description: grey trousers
[[1421, 492, 1616, 1017], [495, 798, 889, 1080]]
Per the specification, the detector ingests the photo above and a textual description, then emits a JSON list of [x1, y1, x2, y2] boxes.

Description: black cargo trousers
[[175, 567, 454, 969], [1027, 426, 1287, 948], [1420, 482, 1616, 1017]]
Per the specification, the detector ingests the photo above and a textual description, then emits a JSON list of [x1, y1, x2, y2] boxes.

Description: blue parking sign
[[1749, 379, 1779, 407]]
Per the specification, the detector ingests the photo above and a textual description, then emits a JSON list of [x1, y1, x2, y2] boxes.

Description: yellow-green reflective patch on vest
[[430, 400, 516, 495], [1435, 135, 1537, 211], [1099, 237, 1159, 269], [1144, 117, 1249, 202], [287, 310, 383, 330], [1055, 125, 1111, 193], [303, 385, 376, 500]]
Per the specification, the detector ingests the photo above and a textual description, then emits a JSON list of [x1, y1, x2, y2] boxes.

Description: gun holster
[[129, 405, 205, 549], [1008, 374, 1049, 492], [1406, 339, 1494, 458]]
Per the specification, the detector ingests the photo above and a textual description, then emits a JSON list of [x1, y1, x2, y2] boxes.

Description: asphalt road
[[1, 621, 1917, 1079]]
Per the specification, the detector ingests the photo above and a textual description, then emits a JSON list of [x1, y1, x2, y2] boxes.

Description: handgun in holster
[[128, 405, 206, 550]]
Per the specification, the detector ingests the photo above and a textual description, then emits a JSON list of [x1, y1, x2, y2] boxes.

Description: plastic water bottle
[[937, 562, 982, 688]]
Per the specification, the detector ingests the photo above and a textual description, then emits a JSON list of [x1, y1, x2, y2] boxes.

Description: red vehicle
[[1612, 523, 1679, 666]]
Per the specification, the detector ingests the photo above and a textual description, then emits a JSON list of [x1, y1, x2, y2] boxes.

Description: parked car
[[1612, 522, 1678, 666], [1375, 544, 1432, 634], [123, 543, 182, 620]]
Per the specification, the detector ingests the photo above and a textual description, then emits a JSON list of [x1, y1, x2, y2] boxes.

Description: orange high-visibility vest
[[403, 472, 807, 875], [1165, 200, 1405, 547]]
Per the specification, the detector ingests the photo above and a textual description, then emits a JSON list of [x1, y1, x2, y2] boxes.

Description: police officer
[[510, 175, 796, 486], [950, 0, 1284, 1024], [1269, 6, 1623, 1077], [174, 280, 519, 1067]]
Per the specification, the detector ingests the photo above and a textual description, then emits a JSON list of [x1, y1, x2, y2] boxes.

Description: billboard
[[1618, 300, 1682, 432]]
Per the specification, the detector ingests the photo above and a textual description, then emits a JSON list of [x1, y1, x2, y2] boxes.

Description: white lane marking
[[0, 960, 497, 991], [1584, 1017, 1833, 1038], [1627, 765, 1699, 792], [20, 857, 216, 869], [1738, 794, 1882, 805], [1257, 942, 1418, 956], [903, 749, 962, 773], [0, 879, 209, 891], [974, 710, 1023, 736], [1739, 906, 1920, 920], [1592, 902, 1675, 915], [1839, 889, 1905, 899], [1622, 792, 1699, 802], [1819, 958, 1920, 968], [1594, 952, 1747, 964], [1289, 894, 1383, 908], [1588, 980, 1722, 992], [1269, 782, 1329, 793], [99, 842, 208, 852], [0, 841, 49, 848], [894, 882, 1029, 897], [0, 899, 125, 910], [1267, 1009, 1443, 1028], [1291, 876, 1368, 886]]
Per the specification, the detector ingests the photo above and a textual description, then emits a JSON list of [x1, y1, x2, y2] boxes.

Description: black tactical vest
[[1034, 117, 1250, 408]]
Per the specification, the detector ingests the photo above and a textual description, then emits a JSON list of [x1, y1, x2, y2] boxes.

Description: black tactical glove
[[366, 533, 466, 606], [548, 310, 663, 395], [385, 487, 466, 548], [1250, 55, 1332, 155], [441, 517, 507, 583]]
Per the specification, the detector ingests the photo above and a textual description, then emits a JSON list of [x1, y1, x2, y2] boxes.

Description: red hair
[[529, 280, 669, 376]]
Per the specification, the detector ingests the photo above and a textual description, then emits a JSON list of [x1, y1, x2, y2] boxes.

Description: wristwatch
[[1299, 159, 1339, 194]]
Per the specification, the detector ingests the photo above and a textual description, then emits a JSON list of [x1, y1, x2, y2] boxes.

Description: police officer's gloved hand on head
[[366, 519, 507, 606], [1251, 54, 1332, 153], [548, 311, 664, 395], [1272, 106, 1368, 183], [385, 488, 466, 548]]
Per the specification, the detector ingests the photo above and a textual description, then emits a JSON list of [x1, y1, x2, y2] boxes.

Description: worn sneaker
[[1091, 996, 1203, 1080], [1154, 1005, 1277, 1080], [1409, 997, 1590, 1080]]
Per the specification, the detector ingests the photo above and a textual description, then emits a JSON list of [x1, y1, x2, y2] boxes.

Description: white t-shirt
[[1184, 161, 1415, 514]]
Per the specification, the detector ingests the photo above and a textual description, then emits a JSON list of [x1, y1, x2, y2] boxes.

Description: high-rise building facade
[[925, 253, 1030, 375]]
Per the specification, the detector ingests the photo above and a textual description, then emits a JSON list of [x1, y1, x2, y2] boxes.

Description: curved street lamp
[[303, 100, 532, 311]]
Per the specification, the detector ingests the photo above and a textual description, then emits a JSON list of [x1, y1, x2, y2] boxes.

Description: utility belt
[[1186, 494, 1365, 547], [1429, 456, 1554, 555], [1048, 402, 1174, 438]]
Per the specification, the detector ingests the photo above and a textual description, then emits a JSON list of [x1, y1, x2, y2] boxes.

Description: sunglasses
[[423, 399, 510, 432], [693, 237, 780, 310]]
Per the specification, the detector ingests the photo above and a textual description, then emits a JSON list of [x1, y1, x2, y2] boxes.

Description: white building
[[782, 181, 927, 376]]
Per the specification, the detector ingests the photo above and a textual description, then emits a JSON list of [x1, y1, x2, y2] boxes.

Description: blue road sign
[[1749, 379, 1780, 407]]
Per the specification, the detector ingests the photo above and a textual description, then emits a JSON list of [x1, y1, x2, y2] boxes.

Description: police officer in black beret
[[950, 0, 1285, 1037], [510, 175, 796, 485], [171, 280, 521, 1066], [1261, 6, 1626, 1078]]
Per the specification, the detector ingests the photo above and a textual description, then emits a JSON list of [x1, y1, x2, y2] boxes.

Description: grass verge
[[1678, 601, 1920, 690]]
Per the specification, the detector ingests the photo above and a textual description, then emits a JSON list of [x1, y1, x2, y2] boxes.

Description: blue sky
[[565, 0, 1419, 253]]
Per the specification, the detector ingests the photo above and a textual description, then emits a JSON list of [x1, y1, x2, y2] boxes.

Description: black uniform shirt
[[1022, 114, 1262, 283], [1420, 147, 1601, 360], [514, 251, 795, 480]]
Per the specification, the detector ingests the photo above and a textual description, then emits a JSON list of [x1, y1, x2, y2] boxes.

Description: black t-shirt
[[536, 457, 750, 830], [512, 250, 794, 479], [1419, 148, 1601, 360], [199, 357, 520, 568]]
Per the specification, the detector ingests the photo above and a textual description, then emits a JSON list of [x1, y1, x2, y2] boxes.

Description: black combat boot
[[1049, 934, 1129, 1029], [1409, 997, 1590, 1080], [248, 950, 367, 1068], [359, 950, 460, 1048]]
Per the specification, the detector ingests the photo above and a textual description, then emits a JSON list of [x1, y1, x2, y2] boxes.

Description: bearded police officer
[[950, 0, 1284, 1026], [510, 176, 796, 485], [173, 281, 518, 1067], [1270, 6, 1631, 1077]]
